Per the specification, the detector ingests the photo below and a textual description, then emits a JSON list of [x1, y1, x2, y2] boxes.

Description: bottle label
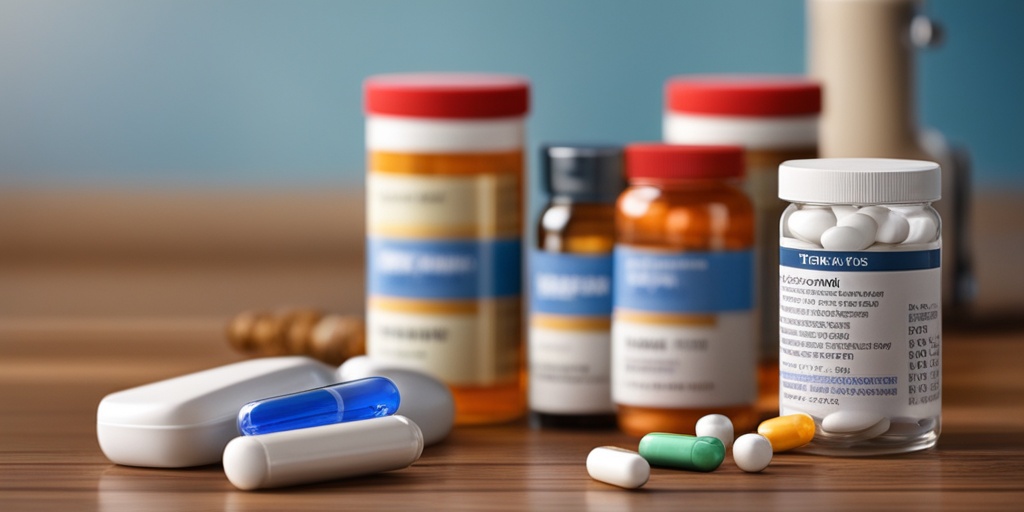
[[366, 170, 520, 386], [612, 246, 756, 408], [529, 250, 614, 414], [777, 246, 941, 422]]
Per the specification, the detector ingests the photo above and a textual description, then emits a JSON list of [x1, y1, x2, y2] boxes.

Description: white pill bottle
[[777, 158, 940, 456]]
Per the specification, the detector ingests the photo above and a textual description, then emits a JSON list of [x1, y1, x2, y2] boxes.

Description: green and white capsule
[[638, 433, 725, 472]]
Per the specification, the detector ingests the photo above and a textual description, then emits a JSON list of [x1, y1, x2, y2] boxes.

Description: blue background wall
[[1, 0, 1021, 189]]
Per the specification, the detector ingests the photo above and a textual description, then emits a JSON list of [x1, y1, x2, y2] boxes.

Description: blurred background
[[1, 0, 1022, 329]]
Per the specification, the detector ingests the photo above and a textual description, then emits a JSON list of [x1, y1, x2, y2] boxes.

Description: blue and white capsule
[[237, 377, 400, 436]]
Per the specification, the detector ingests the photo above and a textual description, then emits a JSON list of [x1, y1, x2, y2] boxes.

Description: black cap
[[541, 144, 625, 203]]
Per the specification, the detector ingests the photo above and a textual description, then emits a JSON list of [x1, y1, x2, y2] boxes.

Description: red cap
[[365, 73, 530, 118], [666, 76, 821, 116], [625, 144, 744, 181]]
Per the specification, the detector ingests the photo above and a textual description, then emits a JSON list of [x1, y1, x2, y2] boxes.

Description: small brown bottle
[[530, 144, 624, 429]]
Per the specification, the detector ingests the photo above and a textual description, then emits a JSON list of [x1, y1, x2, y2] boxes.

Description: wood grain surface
[[2, 322, 1023, 511]]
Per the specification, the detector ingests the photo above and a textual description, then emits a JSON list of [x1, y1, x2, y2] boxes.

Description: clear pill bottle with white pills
[[778, 158, 941, 455]]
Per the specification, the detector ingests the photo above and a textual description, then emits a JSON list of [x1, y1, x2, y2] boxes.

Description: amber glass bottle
[[613, 144, 757, 437], [530, 144, 624, 429]]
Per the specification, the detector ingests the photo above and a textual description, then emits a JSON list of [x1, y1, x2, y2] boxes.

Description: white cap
[[779, 158, 940, 204]]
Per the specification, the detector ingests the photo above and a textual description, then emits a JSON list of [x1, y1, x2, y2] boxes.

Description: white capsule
[[787, 207, 837, 246], [837, 213, 878, 243], [695, 414, 734, 449], [337, 356, 455, 446], [820, 225, 872, 251], [223, 415, 423, 490], [858, 206, 911, 244], [586, 446, 650, 489], [732, 434, 773, 473]]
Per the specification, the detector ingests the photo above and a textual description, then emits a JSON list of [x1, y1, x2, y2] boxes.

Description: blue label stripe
[[368, 237, 521, 299], [613, 246, 753, 313], [780, 247, 940, 272], [530, 250, 613, 316]]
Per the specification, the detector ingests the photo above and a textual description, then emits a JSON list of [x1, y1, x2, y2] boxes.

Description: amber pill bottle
[[364, 73, 528, 425], [613, 144, 757, 437]]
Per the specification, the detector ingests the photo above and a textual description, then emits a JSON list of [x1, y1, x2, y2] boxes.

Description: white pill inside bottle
[[586, 446, 650, 489], [858, 206, 911, 244], [732, 434, 773, 473], [223, 415, 423, 490], [787, 207, 836, 246]]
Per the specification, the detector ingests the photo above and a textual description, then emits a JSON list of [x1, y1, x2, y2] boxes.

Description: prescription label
[[611, 246, 756, 408], [778, 246, 941, 420], [529, 251, 614, 414], [366, 171, 521, 386]]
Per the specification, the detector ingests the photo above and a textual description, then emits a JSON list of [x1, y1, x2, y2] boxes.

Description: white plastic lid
[[779, 158, 941, 204]]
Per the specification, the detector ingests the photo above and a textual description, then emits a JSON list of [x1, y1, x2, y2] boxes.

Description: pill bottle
[[364, 73, 529, 425], [664, 76, 821, 414], [613, 144, 757, 437], [529, 144, 624, 429], [778, 158, 941, 455]]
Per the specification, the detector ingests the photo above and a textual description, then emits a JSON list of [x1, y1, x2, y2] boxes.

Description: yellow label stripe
[[531, 314, 611, 331], [370, 296, 479, 315], [613, 309, 717, 327], [369, 151, 524, 175]]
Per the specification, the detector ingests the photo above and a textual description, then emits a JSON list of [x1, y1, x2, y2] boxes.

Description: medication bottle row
[[359, 73, 941, 456]]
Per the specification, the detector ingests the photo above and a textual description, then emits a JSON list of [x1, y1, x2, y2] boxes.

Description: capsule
[[638, 433, 725, 472], [237, 377, 400, 436], [757, 413, 816, 452], [586, 446, 650, 489], [223, 415, 423, 490]]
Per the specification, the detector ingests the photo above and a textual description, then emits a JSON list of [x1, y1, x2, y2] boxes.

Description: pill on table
[[638, 433, 725, 472], [695, 414, 734, 449], [732, 434, 773, 473], [757, 413, 816, 452], [858, 206, 910, 244], [237, 376, 400, 436], [820, 225, 872, 251], [586, 446, 650, 489], [223, 415, 423, 491], [338, 356, 455, 446], [787, 207, 837, 246]]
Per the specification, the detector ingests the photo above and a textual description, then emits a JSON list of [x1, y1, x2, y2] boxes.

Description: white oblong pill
[[787, 207, 836, 246], [837, 212, 878, 243], [821, 410, 887, 433], [223, 415, 424, 490], [732, 434, 773, 473], [695, 414, 734, 449], [820, 226, 872, 251], [586, 446, 650, 489], [901, 210, 939, 244], [337, 356, 455, 446], [831, 205, 859, 221], [858, 206, 910, 244]]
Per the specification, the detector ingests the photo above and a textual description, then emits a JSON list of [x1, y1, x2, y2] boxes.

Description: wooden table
[[2, 320, 1023, 511]]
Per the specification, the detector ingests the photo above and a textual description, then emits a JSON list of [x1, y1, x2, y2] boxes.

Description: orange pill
[[757, 413, 816, 452]]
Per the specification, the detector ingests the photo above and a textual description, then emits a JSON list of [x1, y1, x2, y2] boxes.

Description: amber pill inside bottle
[[612, 144, 758, 437]]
